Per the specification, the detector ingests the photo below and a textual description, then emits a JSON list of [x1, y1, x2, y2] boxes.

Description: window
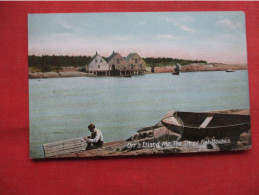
[[98, 65, 100, 68], [101, 59, 102, 63], [135, 58, 138, 63], [95, 59, 97, 63]]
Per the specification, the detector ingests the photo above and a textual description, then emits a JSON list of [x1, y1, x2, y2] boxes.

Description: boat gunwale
[[161, 112, 250, 129]]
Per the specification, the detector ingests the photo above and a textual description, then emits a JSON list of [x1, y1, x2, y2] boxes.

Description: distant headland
[[28, 53, 247, 79]]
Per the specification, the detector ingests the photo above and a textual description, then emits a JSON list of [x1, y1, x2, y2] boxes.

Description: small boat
[[226, 69, 235, 72], [122, 74, 132, 78], [161, 111, 250, 141], [172, 63, 181, 75], [172, 72, 179, 75]]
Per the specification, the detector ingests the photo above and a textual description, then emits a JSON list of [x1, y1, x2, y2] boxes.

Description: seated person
[[83, 124, 103, 150]]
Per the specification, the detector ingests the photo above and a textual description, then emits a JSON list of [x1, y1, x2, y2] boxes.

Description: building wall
[[108, 53, 129, 71], [126, 53, 146, 71], [87, 55, 109, 72]]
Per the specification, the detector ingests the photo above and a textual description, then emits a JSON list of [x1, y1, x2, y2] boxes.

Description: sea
[[29, 70, 250, 158]]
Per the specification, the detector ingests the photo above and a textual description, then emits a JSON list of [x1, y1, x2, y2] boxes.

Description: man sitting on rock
[[83, 124, 104, 150]]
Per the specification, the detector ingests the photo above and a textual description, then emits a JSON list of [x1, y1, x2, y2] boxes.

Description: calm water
[[29, 71, 250, 158]]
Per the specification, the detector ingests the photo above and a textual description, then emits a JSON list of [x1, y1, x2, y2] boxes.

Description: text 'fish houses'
[[85, 52, 146, 76]]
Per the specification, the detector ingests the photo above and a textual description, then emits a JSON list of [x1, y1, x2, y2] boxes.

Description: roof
[[107, 52, 118, 62], [126, 53, 139, 61], [87, 54, 108, 65]]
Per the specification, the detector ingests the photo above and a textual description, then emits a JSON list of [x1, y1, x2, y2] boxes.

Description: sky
[[28, 12, 247, 64]]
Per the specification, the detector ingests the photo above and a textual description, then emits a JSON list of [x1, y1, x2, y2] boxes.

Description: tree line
[[28, 55, 92, 72], [144, 57, 207, 66], [28, 55, 207, 72]]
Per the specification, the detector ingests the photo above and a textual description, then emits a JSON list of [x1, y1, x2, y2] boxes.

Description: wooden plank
[[43, 138, 83, 147], [44, 143, 84, 151], [43, 137, 86, 157], [44, 143, 84, 153], [43, 142, 85, 149], [43, 138, 84, 147], [45, 146, 84, 156], [200, 116, 213, 128], [45, 147, 85, 157], [46, 150, 84, 158], [163, 116, 182, 126], [45, 146, 85, 157]]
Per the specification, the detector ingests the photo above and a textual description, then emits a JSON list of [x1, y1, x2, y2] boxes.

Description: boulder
[[29, 72, 44, 78], [59, 72, 89, 77], [42, 72, 59, 78]]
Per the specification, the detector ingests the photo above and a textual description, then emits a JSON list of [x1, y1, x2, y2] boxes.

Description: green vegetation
[[28, 55, 92, 72], [28, 55, 207, 72], [143, 57, 207, 67]]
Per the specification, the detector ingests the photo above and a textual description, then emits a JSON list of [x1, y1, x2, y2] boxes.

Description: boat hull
[[182, 123, 250, 141], [161, 111, 250, 141]]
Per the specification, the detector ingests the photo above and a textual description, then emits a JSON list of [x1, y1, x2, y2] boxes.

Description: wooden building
[[107, 51, 131, 76], [85, 52, 110, 76], [126, 53, 146, 74]]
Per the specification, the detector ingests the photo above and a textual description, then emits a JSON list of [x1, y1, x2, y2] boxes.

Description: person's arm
[[87, 130, 101, 143]]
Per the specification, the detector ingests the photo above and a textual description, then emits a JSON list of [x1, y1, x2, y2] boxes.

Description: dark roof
[[107, 52, 118, 62], [126, 53, 139, 61], [87, 54, 98, 65]]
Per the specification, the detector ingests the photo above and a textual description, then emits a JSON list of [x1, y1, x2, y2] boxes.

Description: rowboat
[[161, 111, 250, 141], [172, 72, 179, 75]]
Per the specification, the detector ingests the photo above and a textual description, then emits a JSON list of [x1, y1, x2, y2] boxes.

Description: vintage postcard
[[28, 12, 251, 159]]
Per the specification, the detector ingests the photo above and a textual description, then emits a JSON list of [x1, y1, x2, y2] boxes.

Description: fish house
[[107, 51, 131, 76], [126, 53, 146, 74], [85, 52, 110, 76]]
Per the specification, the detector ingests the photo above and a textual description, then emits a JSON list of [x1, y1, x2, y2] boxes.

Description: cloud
[[214, 19, 243, 29], [173, 22, 196, 33], [161, 17, 196, 33], [156, 34, 174, 39]]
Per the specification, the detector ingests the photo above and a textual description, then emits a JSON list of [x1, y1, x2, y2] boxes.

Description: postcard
[[28, 11, 251, 159]]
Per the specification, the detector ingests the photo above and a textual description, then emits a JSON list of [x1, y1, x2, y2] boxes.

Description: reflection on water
[[29, 71, 250, 158]]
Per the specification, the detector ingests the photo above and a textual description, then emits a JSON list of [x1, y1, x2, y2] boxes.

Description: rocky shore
[[51, 109, 251, 158], [29, 63, 248, 79], [152, 63, 247, 73], [29, 71, 96, 79]]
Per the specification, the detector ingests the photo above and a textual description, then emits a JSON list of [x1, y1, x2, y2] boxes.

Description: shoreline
[[47, 109, 251, 159], [29, 67, 248, 79], [29, 63, 248, 79]]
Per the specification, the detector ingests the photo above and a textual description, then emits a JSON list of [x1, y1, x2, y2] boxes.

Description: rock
[[236, 141, 243, 147], [29, 72, 44, 78], [60, 67, 80, 72], [154, 67, 175, 73], [42, 72, 59, 78], [29, 71, 96, 79], [59, 72, 91, 77]]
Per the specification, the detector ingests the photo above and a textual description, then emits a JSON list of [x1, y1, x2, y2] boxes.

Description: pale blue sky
[[28, 12, 247, 64]]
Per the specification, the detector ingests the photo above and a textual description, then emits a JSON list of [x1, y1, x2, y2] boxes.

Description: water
[[29, 71, 250, 158]]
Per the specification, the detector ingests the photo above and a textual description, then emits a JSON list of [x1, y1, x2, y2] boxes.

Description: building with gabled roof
[[107, 51, 130, 76], [85, 52, 110, 76], [126, 53, 146, 74]]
